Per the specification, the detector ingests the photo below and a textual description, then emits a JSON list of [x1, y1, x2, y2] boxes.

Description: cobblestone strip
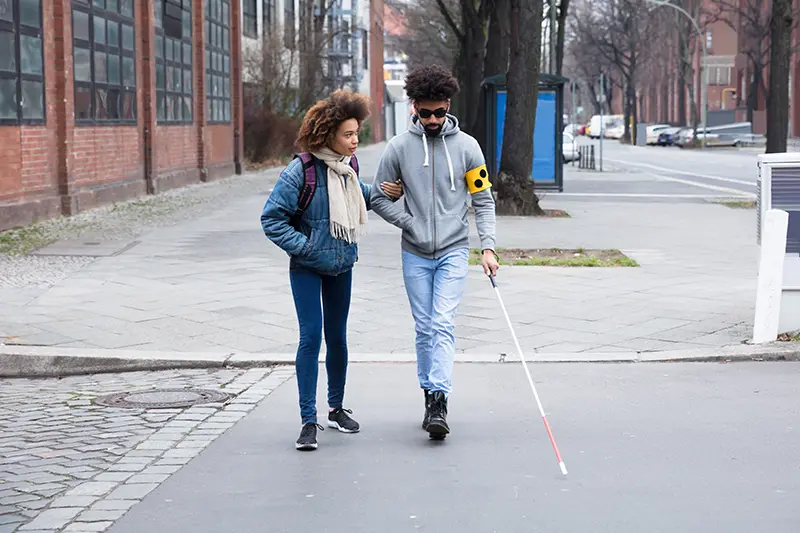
[[13, 366, 295, 532]]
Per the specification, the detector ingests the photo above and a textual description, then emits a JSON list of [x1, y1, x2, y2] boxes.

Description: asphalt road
[[562, 140, 760, 202], [108, 362, 800, 533]]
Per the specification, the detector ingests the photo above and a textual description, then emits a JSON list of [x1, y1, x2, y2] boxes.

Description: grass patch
[[721, 200, 756, 209], [0, 224, 54, 256], [470, 248, 639, 267]]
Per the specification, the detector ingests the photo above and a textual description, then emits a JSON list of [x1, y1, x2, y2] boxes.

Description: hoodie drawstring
[[442, 136, 455, 191], [420, 131, 455, 192]]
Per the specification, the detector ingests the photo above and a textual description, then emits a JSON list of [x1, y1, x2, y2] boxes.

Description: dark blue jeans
[[289, 266, 352, 424]]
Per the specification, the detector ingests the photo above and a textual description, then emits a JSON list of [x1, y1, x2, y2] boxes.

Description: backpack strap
[[349, 154, 359, 175], [294, 152, 317, 217]]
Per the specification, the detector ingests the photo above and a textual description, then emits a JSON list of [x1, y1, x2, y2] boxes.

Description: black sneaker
[[296, 422, 323, 451], [328, 408, 360, 433], [427, 392, 449, 439], [422, 389, 431, 430]]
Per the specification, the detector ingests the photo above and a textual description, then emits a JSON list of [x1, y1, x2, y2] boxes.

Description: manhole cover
[[94, 388, 234, 409]]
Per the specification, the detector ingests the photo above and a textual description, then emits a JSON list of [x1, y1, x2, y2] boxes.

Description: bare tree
[[434, 0, 491, 136], [495, 0, 544, 215], [767, 0, 793, 153], [571, 0, 655, 144], [242, 28, 301, 117], [705, 0, 770, 124], [387, 0, 460, 72], [565, 2, 615, 117]]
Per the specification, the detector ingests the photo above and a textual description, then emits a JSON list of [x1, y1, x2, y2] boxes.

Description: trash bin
[[482, 73, 568, 192]]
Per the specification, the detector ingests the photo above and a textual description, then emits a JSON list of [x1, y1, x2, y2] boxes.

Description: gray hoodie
[[370, 114, 496, 260]]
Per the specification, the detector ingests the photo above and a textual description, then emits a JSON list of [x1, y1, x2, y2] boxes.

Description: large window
[[242, 0, 256, 37], [0, 0, 46, 124], [204, 0, 230, 123], [154, 0, 193, 123], [72, 0, 136, 123]]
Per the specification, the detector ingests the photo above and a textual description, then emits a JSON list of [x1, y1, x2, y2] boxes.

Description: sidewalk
[[0, 142, 768, 365]]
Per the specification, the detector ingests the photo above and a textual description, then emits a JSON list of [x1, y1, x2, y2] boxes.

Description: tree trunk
[[476, 0, 510, 152], [767, 0, 792, 153], [555, 0, 570, 77], [495, 0, 543, 216], [458, 13, 488, 135]]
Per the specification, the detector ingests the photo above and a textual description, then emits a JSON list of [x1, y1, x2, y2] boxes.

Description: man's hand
[[481, 249, 499, 276], [380, 180, 403, 199]]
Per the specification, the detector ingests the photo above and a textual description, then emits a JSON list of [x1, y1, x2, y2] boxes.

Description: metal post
[[599, 73, 604, 172], [550, 0, 557, 74], [701, 42, 708, 149], [571, 81, 576, 164]]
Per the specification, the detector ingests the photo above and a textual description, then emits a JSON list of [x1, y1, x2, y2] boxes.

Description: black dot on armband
[[474, 179, 483, 188], [479, 169, 487, 178]]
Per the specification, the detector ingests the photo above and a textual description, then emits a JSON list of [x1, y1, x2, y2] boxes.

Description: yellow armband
[[465, 164, 491, 194]]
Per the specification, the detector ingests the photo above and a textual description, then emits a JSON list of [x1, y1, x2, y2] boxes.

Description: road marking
[[604, 158, 755, 187], [651, 174, 756, 198], [545, 193, 751, 198]]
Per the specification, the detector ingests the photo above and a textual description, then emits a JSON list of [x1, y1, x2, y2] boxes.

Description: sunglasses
[[417, 107, 447, 119]]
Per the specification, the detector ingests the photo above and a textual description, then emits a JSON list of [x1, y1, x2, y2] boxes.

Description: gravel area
[[0, 167, 281, 289]]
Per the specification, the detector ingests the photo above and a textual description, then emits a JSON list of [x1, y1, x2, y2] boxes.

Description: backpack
[[293, 152, 360, 221]]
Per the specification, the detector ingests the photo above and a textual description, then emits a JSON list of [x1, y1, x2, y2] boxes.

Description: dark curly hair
[[295, 89, 371, 152], [404, 65, 460, 102]]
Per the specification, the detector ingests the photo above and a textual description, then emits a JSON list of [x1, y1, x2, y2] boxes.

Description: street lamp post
[[646, 0, 707, 149]]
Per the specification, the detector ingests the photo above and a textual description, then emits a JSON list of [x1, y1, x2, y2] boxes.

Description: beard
[[424, 123, 443, 137]]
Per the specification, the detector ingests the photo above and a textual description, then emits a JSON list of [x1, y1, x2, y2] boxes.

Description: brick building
[[0, 0, 244, 232], [637, 0, 800, 137]]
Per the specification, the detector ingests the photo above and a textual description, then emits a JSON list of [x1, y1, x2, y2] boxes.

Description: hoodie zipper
[[431, 138, 436, 256]]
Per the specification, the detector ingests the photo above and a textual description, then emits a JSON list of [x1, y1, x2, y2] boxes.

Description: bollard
[[753, 209, 789, 343], [590, 145, 596, 170]]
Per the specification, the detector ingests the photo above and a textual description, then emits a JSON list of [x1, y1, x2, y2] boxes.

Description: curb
[[1, 343, 799, 378]]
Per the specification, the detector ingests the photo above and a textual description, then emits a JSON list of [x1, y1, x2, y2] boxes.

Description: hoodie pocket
[[436, 214, 470, 251], [404, 216, 434, 254]]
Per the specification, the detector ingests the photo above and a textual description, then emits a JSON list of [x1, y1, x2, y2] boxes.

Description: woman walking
[[260, 90, 402, 451]]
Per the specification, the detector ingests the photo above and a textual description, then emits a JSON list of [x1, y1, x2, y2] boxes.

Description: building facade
[[238, 0, 385, 142], [637, 0, 800, 137], [0, 0, 244, 232]]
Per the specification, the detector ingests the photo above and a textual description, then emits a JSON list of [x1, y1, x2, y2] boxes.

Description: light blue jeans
[[402, 248, 469, 396]]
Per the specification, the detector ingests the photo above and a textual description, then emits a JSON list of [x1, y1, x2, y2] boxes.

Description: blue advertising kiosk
[[482, 73, 568, 192]]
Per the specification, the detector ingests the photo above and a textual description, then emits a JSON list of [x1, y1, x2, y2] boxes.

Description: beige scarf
[[310, 147, 368, 244]]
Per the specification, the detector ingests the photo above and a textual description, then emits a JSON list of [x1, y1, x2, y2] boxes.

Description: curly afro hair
[[404, 65, 460, 102], [295, 89, 371, 152]]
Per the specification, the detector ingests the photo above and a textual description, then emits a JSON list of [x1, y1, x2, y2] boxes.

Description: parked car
[[656, 127, 684, 146], [646, 124, 670, 145], [562, 132, 579, 163]]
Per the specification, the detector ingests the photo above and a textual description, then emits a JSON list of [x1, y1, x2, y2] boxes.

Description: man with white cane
[[370, 65, 499, 440]]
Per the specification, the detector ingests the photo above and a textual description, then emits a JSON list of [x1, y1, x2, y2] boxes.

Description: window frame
[[242, 0, 256, 38], [204, 0, 231, 124], [71, 0, 138, 126], [154, 0, 194, 125], [0, 0, 47, 126]]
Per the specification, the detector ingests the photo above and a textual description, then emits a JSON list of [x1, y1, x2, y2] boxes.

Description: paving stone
[[89, 500, 137, 512], [105, 484, 158, 501], [17, 507, 82, 530]]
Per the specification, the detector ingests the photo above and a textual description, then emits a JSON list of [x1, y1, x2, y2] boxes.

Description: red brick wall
[[0, 0, 243, 231]]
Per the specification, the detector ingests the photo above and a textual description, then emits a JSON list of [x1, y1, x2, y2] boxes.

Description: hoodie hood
[[408, 114, 461, 191]]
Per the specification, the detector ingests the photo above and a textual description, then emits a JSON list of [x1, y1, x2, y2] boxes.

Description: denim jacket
[[260, 156, 373, 277]]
